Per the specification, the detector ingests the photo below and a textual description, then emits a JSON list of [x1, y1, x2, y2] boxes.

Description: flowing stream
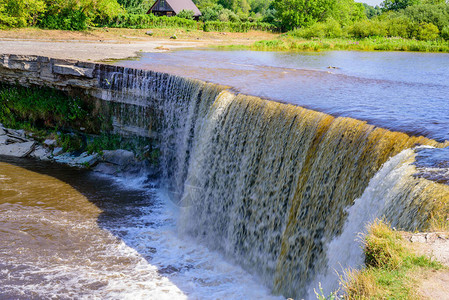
[[1, 50, 449, 299]]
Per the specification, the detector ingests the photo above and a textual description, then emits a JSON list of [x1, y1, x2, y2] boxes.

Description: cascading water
[[98, 66, 448, 299]]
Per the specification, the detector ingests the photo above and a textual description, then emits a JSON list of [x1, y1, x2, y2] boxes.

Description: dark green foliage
[[117, 0, 153, 14], [177, 9, 195, 20], [0, 83, 95, 131], [381, 0, 420, 12], [272, 0, 337, 30], [363, 3, 382, 19], [40, 8, 88, 30], [403, 3, 449, 30], [203, 20, 274, 31], [106, 13, 198, 29], [442, 25, 449, 39]]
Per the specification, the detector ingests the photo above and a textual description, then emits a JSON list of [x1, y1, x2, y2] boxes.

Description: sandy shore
[[0, 28, 275, 61], [0, 39, 209, 61]]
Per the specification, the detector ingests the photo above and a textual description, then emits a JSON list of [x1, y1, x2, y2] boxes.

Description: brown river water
[[0, 157, 279, 299]]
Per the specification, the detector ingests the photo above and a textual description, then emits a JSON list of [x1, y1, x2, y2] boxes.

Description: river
[[116, 49, 449, 142], [1, 50, 448, 299]]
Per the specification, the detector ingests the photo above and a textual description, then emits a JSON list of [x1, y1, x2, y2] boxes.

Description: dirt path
[[405, 232, 449, 299], [0, 28, 276, 61], [0, 39, 206, 61]]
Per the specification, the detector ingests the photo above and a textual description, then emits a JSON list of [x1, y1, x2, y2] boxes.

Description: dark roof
[[149, 0, 202, 16]]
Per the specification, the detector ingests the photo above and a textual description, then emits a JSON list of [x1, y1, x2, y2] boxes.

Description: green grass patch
[[343, 219, 445, 299], [227, 36, 449, 52], [0, 83, 105, 133]]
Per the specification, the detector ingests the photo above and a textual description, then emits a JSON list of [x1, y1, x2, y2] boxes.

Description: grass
[[224, 36, 449, 53], [342, 219, 446, 299], [0, 83, 160, 164]]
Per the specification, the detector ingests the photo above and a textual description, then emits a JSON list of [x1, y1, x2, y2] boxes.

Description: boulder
[[52, 147, 64, 156], [30, 145, 51, 160], [44, 139, 57, 147], [76, 153, 99, 167], [53, 64, 94, 78], [0, 141, 36, 157], [102, 149, 136, 166], [93, 162, 120, 176]]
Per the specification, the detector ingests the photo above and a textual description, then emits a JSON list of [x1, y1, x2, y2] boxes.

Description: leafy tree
[[0, 0, 46, 28], [177, 9, 195, 19], [403, 3, 449, 30], [117, 0, 153, 14], [363, 3, 382, 18], [200, 4, 224, 21], [380, 0, 420, 12], [414, 21, 439, 39], [273, 0, 336, 30], [331, 0, 366, 25]]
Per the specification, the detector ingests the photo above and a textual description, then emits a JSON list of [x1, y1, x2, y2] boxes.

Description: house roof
[[149, 0, 202, 16]]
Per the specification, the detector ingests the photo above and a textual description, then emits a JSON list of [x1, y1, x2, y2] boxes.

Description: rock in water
[[0, 141, 36, 157]]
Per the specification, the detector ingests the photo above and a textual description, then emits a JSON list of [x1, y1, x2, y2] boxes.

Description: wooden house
[[147, 0, 202, 19]]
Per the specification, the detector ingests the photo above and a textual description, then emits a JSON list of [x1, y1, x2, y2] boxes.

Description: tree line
[[0, 0, 448, 40]]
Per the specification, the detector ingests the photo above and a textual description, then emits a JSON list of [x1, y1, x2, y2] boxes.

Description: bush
[[0, 0, 46, 28], [203, 20, 274, 32], [349, 19, 388, 37], [290, 18, 344, 38], [106, 13, 198, 30], [414, 22, 440, 40], [176, 9, 195, 20], [40, 8, 88, 30], [441, 25, 449, 40], [384, 15, 414, 38], [403, 3, 449, 31]]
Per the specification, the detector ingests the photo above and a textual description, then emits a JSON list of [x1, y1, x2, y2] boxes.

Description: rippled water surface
[[116, 50, 449, 141], [0, 157, 280, 299]]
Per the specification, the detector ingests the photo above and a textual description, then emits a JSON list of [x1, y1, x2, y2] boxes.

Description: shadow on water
[[0, 156, 184, 292], [0, 156, 280, 299]]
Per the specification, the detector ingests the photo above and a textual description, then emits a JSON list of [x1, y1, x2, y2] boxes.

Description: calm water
[[0, 157, 279, 299], [116, 50, 449, 142]]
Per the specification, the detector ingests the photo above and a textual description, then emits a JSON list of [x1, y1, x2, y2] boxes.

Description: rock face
[[408, 232, 449, 267], [0, 141, 36, 157]]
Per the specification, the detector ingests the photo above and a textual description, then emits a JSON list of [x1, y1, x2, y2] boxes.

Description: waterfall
[[98, 67, 448, 299]]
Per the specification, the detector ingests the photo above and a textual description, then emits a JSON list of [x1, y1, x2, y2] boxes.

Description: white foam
[[306, 149, 417, 298]]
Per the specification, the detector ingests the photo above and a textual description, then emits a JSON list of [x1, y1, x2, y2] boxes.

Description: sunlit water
[[0, 157, 280, 299], [116, 50, 449, 142]]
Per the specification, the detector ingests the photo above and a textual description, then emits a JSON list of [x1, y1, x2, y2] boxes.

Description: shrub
[[441, 25, 449, 40], [414, 22, 440, 40], [349, 19, 388, 38], [176, 9, 195, 20], [40, 8, 88, 30]]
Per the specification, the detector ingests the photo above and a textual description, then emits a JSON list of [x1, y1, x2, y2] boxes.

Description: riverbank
[[341, 220, 449, 300], [226, 36, 449, 53], [0, 27, 276, 61], [0, 123, 156, 177], [2, 28, 449, 63]]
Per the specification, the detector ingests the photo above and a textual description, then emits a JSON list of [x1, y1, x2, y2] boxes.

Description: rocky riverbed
[[0, 124, 155, 177]]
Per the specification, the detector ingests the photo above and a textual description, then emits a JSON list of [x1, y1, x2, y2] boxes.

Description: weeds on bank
[[244, 37, 449, 52], [0, 83, 160, 164], [342, 219, 444, 299]]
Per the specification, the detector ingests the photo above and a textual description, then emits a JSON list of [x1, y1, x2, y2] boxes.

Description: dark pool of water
[[116, 50, 449, 142]]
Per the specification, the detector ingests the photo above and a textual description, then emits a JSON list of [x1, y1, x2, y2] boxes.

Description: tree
[[273, 0, 336, 30], [0, 0, 46, 28], [380, 0, 420, 11]]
